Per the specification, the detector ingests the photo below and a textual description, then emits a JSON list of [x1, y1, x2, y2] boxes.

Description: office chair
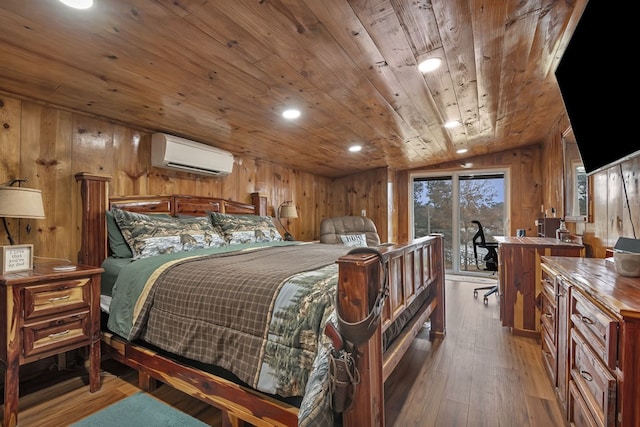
[[470, 220, 499, 305]]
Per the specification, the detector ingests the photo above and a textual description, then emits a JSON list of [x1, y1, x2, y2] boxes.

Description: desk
[[493, 236, 584, 337]]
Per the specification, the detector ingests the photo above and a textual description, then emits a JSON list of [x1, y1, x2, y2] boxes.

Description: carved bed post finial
[[75, 172, 111, 267]]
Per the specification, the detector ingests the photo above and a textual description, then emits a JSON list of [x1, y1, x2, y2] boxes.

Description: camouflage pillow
[[111, 208, 226, 259], [208, 212, 283, 245]]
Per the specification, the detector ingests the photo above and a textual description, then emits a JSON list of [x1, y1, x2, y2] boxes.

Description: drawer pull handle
[[580, 370, 593, 382], [48, 330, 70, 339], [48, 295, 71, 303], [581, 316, 594, 325]]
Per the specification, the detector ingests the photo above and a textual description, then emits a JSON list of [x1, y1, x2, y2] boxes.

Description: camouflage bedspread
[[107, 243, 352, 426]]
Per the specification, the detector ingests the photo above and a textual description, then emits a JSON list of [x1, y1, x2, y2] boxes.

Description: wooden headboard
[[109, 194, 260, 217], [75, 172, 267, 267]]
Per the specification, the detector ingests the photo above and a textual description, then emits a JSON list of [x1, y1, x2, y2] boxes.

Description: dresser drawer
[[570, 329, 616, 427], [569, 380, 599, 427], [570, 289, 618, 369], [22, 311, 91, 358], [22, 278, 91, 321], [540, 286, 556, 343], [541, 326, 557, 385], [540, 262, 557, 294]]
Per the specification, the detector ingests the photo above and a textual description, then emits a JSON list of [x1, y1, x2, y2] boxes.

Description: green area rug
[[70, 392, 209, 427]]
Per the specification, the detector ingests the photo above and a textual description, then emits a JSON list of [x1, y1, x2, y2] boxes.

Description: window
[[411, 169, 507, 275]]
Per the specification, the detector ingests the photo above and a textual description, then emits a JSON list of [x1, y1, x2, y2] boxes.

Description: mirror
[[562, 127, 588, 222]]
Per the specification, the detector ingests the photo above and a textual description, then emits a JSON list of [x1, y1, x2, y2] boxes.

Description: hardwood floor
[[8, 275, 565, 426], [384, 275, 565, 426]]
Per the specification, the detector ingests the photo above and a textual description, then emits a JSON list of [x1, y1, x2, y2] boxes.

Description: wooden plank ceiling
[[0, 0, 587, 177]]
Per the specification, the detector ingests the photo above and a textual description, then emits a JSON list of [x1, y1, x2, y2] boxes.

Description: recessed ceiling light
[[282, 109, 301, 120], [349, 145, 362, 152], [418, 58, 442, 73], [456, 148, 468, 154], [444, 120, 461, 129], [59, 0, 93, 9]]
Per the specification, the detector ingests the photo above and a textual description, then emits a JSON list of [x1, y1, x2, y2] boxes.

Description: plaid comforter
[[107, 242, 352, 426]]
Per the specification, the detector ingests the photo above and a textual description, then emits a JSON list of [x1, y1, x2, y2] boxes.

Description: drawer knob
[[48, 295, 71, 303], [580, 315, 594, 325], [48, 330, 70, 339], [580, 370, 593, 382]]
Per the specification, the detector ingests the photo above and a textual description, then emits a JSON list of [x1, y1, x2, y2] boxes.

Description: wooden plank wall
[[0, 94, 339, 263], [2, 92, 638, 264], [328, 167, 392, 243]]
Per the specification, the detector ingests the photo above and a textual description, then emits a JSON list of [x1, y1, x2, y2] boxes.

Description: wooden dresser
[[494, 236, 584, 337], [540, 256, 640, 427]]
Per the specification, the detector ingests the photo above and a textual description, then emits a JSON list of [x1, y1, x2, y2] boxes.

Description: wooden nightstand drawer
[[23, 278, 91, 321], [570, 329, 616, 427], [570, 289, 618, 369], [23, 311, 91, 358]]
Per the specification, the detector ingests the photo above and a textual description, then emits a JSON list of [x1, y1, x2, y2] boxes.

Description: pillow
[[106, 211, 176, 258], [111, 208, 226, 259], [106, 210, 133, 258], [339, 233, 368, 247], [208, 211, 283, 245]]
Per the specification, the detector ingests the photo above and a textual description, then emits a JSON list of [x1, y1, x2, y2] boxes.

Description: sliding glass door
[[412, 169, 507, 275]]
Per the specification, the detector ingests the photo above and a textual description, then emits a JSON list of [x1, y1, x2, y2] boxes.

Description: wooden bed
[[75, 172, 446, 427]]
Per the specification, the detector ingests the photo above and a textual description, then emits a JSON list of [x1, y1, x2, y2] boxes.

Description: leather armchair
[[319, 216, 381, 246]]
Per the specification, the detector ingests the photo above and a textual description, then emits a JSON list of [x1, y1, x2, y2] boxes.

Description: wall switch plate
[[361, 209, 366, 216]]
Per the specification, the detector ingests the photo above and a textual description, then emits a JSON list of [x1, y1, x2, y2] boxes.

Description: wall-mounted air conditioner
[[151, 133, 234, 176]]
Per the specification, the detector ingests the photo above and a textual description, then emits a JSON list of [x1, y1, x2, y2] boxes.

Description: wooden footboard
[[336, 236, 445, 425], [75, 173, 445, 427]]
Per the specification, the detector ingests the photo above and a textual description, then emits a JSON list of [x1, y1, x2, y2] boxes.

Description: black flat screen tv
[[555, 1, 639, 176]]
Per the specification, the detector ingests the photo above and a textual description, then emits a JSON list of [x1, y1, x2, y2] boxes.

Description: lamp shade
[[280, 205, 298, 219], [0, 186, 46, 219]]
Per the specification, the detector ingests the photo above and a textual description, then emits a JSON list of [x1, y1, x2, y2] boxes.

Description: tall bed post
[[429, 233, 446, 339], [75, 172, 111, 267], [337, 252, 385, 425]]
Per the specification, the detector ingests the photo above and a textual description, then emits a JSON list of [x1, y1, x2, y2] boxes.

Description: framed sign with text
[[0, 244, 34, 274]]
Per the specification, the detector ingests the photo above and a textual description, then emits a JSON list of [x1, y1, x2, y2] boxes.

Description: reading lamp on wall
[[277, 200, 298, 241], [0, 179, 45, 245]]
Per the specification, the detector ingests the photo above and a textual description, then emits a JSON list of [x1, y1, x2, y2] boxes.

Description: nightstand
[[0, 264, 103, 427]]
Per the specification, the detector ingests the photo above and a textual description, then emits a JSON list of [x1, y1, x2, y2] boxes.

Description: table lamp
[[277, 201, 297, 241], [0, 180, 46, 245]]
